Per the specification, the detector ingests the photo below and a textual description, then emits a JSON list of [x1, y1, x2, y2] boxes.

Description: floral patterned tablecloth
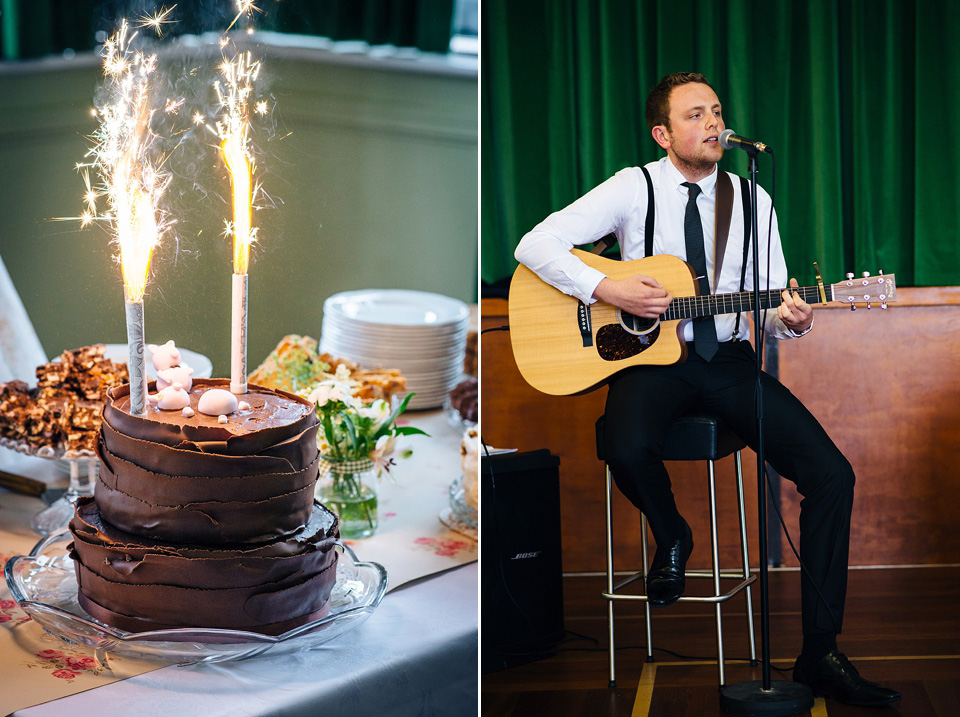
[[0, 408, 476, 715]]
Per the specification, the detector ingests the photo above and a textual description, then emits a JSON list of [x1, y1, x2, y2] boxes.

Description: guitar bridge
[[577, 300, 593, 347]]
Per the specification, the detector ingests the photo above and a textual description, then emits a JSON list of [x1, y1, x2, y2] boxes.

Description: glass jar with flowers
[[308, 368, 427, 539]]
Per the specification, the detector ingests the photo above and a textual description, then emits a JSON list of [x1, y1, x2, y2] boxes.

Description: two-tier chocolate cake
[[68, 378, 339, 635]]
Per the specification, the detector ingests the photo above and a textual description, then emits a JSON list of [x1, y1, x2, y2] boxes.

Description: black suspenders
[[640, 165, 656, 258], [733, 176, 752, 338]]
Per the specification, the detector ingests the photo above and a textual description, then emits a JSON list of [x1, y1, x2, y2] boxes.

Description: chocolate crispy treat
[[0, 345, 128, 454], [69, 497, 339, 635], [0, 381, 32, 442]]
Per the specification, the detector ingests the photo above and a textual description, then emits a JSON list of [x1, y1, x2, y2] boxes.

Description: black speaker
[[480, 449, 564, 672]]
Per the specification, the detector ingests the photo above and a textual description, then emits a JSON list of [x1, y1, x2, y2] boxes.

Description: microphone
[[719, 128, 773, 154]]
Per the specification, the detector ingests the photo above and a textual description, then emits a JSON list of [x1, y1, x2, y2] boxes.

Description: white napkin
[[0, 253, 47, 383]]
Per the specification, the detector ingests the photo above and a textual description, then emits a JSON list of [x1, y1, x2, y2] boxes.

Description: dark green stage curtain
[[0, 0, 454, 60], [275, 0, 456, 54], [482, 0, 960, 289]]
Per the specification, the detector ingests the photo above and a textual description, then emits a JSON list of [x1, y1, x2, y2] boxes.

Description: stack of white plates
[[320, 289, 469, 410]]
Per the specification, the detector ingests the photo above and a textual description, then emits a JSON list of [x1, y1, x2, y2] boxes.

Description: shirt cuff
[[580, 267, 607, 304], [784, 315, 814, 338]]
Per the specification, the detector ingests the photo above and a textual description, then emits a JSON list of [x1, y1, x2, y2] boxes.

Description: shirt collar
[[661, 156, 718, 200]]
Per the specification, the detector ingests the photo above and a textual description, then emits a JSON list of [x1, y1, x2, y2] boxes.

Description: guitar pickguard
[[596, 322, 661, 361]]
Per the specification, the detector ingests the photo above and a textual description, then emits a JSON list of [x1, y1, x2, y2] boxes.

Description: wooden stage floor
[[481, 566, 960, 716]]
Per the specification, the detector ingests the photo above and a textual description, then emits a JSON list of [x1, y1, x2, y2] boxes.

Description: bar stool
[[596, 412, 757, 687]]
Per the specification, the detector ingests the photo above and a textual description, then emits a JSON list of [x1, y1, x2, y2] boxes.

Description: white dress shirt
[[514, 156, 804, 342]]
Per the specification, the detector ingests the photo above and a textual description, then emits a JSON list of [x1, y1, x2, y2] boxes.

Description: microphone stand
[[718, 148, 814, 716]]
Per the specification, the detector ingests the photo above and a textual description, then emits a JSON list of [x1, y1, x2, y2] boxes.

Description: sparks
[[165, 97, 185, 114], [225, 0, 261, 34], [81, 20, 174, 303], [80, 170, 99, 215], [254, 100, 268, 116], [135, 4, 177, 37]]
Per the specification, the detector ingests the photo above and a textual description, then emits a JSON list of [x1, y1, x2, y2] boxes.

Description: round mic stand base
[[719, 680, 813, 716]]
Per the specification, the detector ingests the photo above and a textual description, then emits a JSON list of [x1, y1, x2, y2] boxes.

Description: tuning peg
[[881, 301, 888, 309], [862, 271, 870, 278], [850, 303, 856, 311], [846, 272, 854, 281]]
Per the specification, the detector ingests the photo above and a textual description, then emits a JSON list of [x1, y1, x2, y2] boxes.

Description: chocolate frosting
[[105, 379, 317, 455], [69, 497, 339, 633], [95, 434, 319, 543]]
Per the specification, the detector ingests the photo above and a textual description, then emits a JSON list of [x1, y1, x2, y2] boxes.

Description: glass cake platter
[[4, 530, 388, 664]]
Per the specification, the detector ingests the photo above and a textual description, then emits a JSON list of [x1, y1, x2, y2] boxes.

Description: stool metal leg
[[640, 512, 654, 663], [707, 458, 726, 686], [734, 450, 758, 664], [604, 466, 617, 687]]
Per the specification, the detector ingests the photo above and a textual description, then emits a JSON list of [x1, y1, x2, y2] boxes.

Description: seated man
[[514, 71, 900, 708]]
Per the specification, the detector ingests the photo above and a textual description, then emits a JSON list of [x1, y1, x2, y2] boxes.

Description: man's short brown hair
[[645, 72, 714, 131]]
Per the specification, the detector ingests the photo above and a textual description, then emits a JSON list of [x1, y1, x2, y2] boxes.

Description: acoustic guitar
[[509, 249, 897, 395]]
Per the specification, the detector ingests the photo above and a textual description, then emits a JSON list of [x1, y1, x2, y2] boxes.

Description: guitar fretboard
[[663, 285, 830, 321]]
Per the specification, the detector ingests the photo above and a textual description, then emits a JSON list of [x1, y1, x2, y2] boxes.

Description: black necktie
[[681, 182, 718, 361]]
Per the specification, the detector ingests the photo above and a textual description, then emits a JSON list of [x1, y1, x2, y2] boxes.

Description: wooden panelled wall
[[481, 288, 960, 573]]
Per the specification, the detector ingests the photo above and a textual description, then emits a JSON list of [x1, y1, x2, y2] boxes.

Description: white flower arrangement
[[305, 364, 426, 476]]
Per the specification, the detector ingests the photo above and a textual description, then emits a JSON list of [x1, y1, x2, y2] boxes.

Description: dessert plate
[[4, 530, 387, 664]]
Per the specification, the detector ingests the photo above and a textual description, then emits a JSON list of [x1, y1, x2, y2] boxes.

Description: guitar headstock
[[831, 271, 897, 309]]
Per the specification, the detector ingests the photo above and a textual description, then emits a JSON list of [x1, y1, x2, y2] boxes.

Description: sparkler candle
[[216, 48, 262, 395], [81, 20, 173, 416]]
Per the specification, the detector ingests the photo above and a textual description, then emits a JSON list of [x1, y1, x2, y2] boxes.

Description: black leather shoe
[[646, 521, 693, 607], [793, 649, 901, 706]]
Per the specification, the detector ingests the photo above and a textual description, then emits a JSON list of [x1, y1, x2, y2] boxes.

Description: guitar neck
[[665, 285, 828, 321]]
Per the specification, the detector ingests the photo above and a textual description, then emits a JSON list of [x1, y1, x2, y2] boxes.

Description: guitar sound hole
[[617, 311, 659, 336]]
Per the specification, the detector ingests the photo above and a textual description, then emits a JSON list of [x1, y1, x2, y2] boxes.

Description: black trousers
[[603, 340, 854, 636]]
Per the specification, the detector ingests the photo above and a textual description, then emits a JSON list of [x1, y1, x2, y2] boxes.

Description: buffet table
[[0, 409, 478, 716]]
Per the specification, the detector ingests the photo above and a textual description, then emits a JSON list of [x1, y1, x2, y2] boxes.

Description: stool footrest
[[603, 574, 756, 605]]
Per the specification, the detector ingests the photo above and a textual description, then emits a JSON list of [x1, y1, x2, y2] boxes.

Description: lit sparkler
[[82, 20, 174, 415], [226, 0, 262, 34], [215, 45, 264, 395]]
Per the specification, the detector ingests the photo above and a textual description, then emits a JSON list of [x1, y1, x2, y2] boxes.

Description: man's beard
[[667, 131, 721, 178], [671, 147, 719, 178]]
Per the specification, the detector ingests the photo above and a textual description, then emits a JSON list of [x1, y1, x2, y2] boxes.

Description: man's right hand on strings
[[593, 275, 673, 318]]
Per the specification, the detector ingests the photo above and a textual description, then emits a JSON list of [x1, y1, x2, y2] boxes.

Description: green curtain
[[482, 0, 960, 289], [0, 0, 455, 60], [273, 0, 455, 53]]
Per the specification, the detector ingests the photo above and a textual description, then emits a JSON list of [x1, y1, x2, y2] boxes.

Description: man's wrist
[[785, 316, 814, 337]]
